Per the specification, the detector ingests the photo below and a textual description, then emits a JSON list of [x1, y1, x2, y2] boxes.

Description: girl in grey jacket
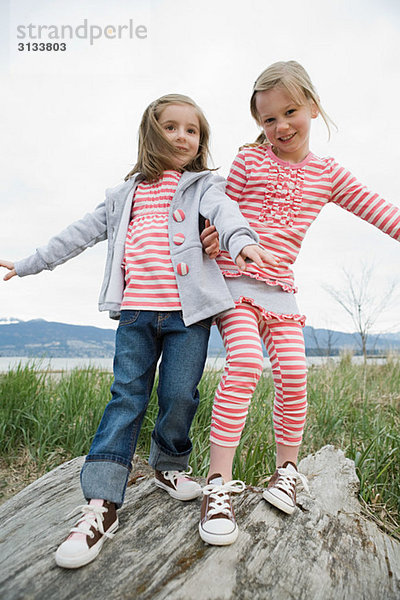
[[1, 94, 278, 569]]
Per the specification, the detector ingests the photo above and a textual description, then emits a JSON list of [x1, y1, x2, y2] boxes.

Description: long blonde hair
[[250, 61, 335, 145], [125, 94, 212, 182]]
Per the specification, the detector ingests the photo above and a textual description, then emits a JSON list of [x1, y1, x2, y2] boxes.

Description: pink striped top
[[121, 170, 182, 310], [217, 145, 400, 292]]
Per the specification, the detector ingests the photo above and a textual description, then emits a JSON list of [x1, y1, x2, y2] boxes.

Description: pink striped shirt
[[121, 171, 182, 311], [217, 145, 400, 292]]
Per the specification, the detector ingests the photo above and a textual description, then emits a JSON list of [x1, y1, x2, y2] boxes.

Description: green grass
[[1, 357, 399, 539], [0, 364, 111, 470]]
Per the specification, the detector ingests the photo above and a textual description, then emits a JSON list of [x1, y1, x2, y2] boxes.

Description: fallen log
[[0, 445, 399, 599]]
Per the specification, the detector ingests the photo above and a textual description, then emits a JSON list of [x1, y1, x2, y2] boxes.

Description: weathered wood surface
[[0, 445, 399, 600]]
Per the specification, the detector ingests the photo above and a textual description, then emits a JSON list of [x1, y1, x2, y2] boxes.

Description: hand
[[0, 259, 17, 281], [235, 245, 280, 271], [200, 219, 220, 259]]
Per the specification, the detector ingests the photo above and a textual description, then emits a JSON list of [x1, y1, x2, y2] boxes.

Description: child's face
[[159, 103, 200, 169], [255, 86, 318, 164]]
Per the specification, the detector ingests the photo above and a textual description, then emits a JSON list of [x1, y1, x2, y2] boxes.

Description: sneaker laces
[[161, 466, 193, 489], [202, 480, 245, 518], [275, 466, 309, 494], [67, 504, 116, 540]]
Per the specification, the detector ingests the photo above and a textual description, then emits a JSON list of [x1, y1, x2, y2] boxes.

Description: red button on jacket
[[173, 233, 185, 245], [177, 263, 189, 276], [173, 209, 185, 222]]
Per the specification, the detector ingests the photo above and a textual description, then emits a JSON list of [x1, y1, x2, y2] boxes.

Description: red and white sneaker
[[55, 500, 118, 569], [262, 461, 309, 515], [199, 474, 245, 545], [154, 467, 202, 501]]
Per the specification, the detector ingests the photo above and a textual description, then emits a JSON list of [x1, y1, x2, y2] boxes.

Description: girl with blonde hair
[[199, 61, 400, 546]]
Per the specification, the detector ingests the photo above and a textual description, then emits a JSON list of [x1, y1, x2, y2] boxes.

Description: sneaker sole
[[198, 522, 239, 546], [262, 490, 295, 515], [154, 478, 202, 501], [55, 520, 119, 569]]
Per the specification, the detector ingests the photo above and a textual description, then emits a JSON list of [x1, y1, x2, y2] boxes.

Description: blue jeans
[[80, 310, 211, 507]]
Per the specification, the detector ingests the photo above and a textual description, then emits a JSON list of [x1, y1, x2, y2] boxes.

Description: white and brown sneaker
[[199, 474, 245, 546], [154, 467, 202, 501], [55, 500, 118, 569], [262, 461, 309, 515]]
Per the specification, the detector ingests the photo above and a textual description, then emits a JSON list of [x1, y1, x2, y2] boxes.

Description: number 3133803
[[18, 43, 67, 51]]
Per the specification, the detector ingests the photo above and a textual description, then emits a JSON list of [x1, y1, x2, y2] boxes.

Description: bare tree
[[309, 326, 340, 357], [323, 263, 399, 362]]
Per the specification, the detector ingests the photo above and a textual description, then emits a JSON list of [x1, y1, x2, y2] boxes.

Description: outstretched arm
[[331, 161, 400, 242], [0, 260, 17, 281], [13, 203, 107, 278]]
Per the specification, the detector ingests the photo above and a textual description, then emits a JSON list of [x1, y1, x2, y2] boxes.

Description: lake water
[[0, 355, 390, 373]]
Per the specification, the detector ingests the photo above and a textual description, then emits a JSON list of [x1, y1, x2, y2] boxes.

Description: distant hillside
[[0, 319, 115, 358], [209, 324, 400, 357], [0, 319, 399, 358], [302, 327, 400, 356]]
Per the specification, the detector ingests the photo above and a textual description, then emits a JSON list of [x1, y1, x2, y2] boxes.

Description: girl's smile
[[159, 103, 200, 168], [255, 86, 318, 164]]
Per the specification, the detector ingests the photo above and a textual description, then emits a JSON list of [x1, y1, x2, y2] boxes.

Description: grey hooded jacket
[[15, 170, 259, 326]]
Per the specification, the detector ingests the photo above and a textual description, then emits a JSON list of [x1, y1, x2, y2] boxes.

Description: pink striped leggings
[[210, 302, 307, 448]]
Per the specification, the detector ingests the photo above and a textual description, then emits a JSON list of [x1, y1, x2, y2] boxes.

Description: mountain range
[[0, 318, 399, 358]]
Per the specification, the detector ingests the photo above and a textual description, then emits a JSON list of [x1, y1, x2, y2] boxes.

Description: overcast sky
[[1, 0, 399, 334]]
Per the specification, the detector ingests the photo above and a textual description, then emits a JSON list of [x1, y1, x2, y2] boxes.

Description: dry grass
[[0, 448, 46, 504]]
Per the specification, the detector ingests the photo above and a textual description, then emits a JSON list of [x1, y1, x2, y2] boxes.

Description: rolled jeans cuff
[[148, 436, 191, 471], [80, 459, 130, 508]]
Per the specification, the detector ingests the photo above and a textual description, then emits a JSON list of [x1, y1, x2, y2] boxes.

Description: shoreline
[[0, 354, 395, 373]]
